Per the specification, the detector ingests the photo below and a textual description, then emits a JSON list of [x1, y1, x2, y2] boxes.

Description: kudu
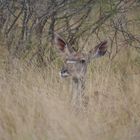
[[53, 33, 108, 108]]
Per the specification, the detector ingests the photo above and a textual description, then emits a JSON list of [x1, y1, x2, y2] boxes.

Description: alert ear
[[88, 41, 108, 62], [53, 33, 71, 56]]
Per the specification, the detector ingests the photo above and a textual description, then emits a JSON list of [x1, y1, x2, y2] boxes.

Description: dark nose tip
[[60, 68, 69, 77], [61, 69, 68, 74]]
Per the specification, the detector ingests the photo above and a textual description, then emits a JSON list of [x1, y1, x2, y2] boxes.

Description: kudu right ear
[[88, 40, 108, 62], [53, 33, 71, 56]]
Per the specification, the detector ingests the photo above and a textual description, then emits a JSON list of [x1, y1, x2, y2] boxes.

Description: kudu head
[[53, 33, 108, 81]]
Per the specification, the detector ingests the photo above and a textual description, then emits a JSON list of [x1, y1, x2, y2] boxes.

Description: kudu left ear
[[53, 33, 73, 57], [54, 33, 67, 52], [88, 40, 108, 62]]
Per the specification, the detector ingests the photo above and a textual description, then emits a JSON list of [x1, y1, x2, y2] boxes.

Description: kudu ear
[[88, 41, 108, 62], [53, 33, 71, 56]]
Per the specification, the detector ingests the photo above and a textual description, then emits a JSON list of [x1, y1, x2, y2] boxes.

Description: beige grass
[[0, 46, 140, 140]]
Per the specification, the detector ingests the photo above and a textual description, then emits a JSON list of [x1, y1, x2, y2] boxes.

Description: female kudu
[[53, 33, 108, 109]]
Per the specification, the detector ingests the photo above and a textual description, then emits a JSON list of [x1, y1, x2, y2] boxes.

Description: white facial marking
[[66, 60, 77, 64]]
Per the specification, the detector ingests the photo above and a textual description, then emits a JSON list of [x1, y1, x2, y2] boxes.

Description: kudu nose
[[60, 68, 70, 77]]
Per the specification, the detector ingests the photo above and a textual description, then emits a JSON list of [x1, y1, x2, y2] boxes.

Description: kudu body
[[53, 33, 108, 108]]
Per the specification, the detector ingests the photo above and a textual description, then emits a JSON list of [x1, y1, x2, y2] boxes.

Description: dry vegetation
[[0, 43, 140, 140], [0, 0, 140, 140]]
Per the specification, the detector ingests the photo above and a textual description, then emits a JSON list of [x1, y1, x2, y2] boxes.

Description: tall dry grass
[[0, 45, 140, 140]]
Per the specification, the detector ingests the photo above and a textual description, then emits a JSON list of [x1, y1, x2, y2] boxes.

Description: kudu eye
[[80, 59, 86, 64]]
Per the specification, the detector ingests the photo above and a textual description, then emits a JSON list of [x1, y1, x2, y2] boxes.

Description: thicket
[[0, 0, 140, 66]]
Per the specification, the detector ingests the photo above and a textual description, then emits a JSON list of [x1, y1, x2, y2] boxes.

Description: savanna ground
[[0, 42, 140, 140], [0, 0, 140, 140]]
